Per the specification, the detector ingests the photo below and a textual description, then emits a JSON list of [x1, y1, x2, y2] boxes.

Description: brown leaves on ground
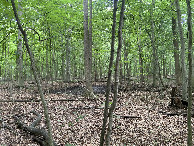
[[0, 81, 193, 145]]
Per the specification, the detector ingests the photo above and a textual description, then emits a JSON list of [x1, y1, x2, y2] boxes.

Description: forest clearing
[[0, 81, 193, 145], [0, 0, 193, 145]]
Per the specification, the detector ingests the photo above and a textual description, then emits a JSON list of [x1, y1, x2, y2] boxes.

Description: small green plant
[[68, 121, 73, 127], [76, 114, 85, 122]]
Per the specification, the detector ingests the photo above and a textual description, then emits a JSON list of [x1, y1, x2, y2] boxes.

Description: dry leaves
[[0, 81, 193, 145]]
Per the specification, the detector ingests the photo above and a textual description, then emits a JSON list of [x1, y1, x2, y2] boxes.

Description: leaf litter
[[0, 81, 193, 145]]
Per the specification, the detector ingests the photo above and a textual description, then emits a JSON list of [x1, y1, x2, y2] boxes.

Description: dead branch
[[0, 98, 84, 103], [120, 115, 141, 119], [13, 111, 57, 146], [69, 106, 104, 110]]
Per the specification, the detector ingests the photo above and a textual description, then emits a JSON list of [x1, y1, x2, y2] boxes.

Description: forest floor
[[0, 80, 193, 145]]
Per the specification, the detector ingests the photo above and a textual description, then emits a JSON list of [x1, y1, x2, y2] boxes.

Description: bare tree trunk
[[186, 0, 192, 145], [150, 0, 157, 87], [138, 0, 144, 83], [66, 32, 71, 82], [175, 0, 187, 100], [83, 0, 93, 95], [138, 30, 144, 83], [17, 0, 24, 86], [192, 56, 194, 92], [105, 0, 125, 145], [61, 34, 65, 81], [172, 16, 181, 85], [99, 1, 118, 145], [11, 1, 54, 145]]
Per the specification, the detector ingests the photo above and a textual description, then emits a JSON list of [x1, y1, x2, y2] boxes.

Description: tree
[[66, 30, 71, 82], [186, 0, 192, 145], [16, 0, 24, 87], [138, 0, 144, 83], [105, 0, 125, 145], [100, 0, 118, 145], [150, 0, 158, 87], [172, 15, 181, 85], [11, 0, 54, 145], [83, 0, 93, 96], [175, 0, 187, 101]]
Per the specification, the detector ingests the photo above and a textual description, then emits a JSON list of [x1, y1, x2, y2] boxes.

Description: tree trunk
[[66, 32, 71, 82], [11, 1, 54, 145], [150, 0, 158, 87], [138, 30, 144, 83], [192, 56, 194, 92], [83, 0, 93, 96], [17, 0, 24, 86], [175, 0, 187, 100], [172, 16, 181, 85], [61, 34, 65, 81], [105, 0, 125, 145], [99, 1, 118, 145], [186, 0, 192, 145]]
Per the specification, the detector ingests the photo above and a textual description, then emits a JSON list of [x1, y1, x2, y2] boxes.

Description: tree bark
[[105, 0, 125, 145], [83, 0, 93, 95], [17, 0, 24, 87], [138, 30, 144, 83], [172, 16, 181, 85], [66, 31, 71, 82], [150, 0, 158, 87], [186, 0, 192, 145], [11, 1, 54, 145], [175, 0, 187, 100], [99, 1, 118, 145]]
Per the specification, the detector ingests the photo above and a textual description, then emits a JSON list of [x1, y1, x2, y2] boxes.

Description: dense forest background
[[0, 0, 193, 145]]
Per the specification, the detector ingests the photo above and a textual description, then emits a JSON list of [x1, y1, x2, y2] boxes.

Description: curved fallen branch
[[14, 111, 57, 146]]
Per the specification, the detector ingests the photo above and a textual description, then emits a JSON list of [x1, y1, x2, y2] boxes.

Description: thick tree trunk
[[172, 16, 181, 85], [99, 1, 118, 145], [105, 0, 125, 145], [11, 1, 54, 145], [83, 0, 93, 95], [186, 0, 192, 145], [175, 0, 187, 100]]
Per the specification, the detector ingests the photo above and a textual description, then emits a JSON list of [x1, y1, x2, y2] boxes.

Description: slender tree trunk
[[119, 62, 123, 82], [172, 16, 181, 85], [105, 0, 125, 145], [66, 33, 71, 82], [150, 0, 157, 87], [11, 1, 54, 145], [17, 0, 23, 86], [138, 30, 144, 83], [89, 0, 93, 81], [186, 0, 192, 145], [99, 1, 118, 145], [175, 0, 187, 100], [83, 0, 93, 95], [46, 30, 49, 80], [61, 34, 65, 81], [192, 56, 194, 92], [138, 0, 144, 83]]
